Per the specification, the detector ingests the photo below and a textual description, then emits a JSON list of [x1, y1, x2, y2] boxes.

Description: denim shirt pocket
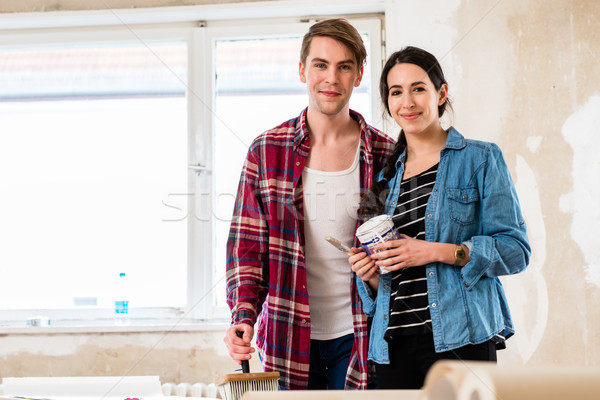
[[446, 187, 480, 225]]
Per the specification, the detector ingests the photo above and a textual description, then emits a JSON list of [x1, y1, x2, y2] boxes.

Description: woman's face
[[386, 63, 447, 137]]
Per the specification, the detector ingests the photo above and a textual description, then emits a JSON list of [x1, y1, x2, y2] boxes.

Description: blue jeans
[[308, 333, 354, 390]]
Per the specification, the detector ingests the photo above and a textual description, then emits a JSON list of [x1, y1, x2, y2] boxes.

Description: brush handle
[[236, 330, 251, 373]]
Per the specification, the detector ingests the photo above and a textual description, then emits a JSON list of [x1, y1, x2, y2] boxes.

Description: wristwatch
[[453, 244, 466, 267]]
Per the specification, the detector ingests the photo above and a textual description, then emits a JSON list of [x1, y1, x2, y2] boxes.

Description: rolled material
[[241, 390, 421, 400], [420, 360, 600, 400]]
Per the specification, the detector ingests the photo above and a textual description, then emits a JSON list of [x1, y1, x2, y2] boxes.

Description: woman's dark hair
[[358, 46, 452, 218]]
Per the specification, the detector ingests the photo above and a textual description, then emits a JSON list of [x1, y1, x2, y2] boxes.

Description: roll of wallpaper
[[420, 360, 600, 400], [241, 389, 421, 400]]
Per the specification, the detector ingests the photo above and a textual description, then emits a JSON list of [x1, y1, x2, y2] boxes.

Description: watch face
[[454, 245, 465, 266]]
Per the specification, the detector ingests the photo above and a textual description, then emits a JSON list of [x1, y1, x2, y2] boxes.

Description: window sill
[[0, 319, 229, 335]]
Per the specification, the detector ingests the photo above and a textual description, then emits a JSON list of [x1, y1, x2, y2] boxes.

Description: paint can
[[355, 214, 400, 274]]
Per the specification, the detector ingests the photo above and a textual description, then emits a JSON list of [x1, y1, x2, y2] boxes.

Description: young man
[[224, 18, 395, 390]]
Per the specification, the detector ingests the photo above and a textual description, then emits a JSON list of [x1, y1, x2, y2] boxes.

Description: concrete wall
[[1, 0, 599, 387], [0, 328, 239, 386], [385, 0, 600, 367]]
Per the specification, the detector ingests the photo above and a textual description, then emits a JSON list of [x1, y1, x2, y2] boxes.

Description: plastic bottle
[[114, 272, 130, 325]]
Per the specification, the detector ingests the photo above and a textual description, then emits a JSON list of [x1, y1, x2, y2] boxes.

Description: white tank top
[[302, 145, 360, 340]]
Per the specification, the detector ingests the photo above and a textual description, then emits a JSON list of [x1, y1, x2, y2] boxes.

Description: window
[[208, 19, 382, 309], [0, 16, 383, 327], [0, 26, 194, 324]]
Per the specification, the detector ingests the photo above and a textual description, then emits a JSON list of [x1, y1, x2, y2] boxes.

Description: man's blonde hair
[[300, 18, 367, 67]]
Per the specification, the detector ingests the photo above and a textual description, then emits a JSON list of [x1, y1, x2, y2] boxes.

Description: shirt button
[[427, 214, 432, 218], [431, 303, 437, 308], [384, 315, 388, 320], [428, 271, 434, 277], [296, 161, 300, 166], [391, 201, 396, 205], [384, 285, 389, 290], [464, 282, 469, 288], [462, 194, 468, 199]]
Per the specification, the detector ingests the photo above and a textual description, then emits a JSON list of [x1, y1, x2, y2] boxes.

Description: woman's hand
[[370, 234, 436, 272], [348, 248, 380, 290]]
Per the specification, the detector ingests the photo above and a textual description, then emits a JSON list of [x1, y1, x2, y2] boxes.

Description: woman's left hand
[[371, 234, 435, 272]]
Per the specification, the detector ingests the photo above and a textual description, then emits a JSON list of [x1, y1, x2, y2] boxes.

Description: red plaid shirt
[[226, 108, 395, 389]]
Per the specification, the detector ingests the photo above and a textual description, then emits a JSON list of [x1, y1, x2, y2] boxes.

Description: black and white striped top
[[384, 163, 506, 348], [385, 164, 438, 340]]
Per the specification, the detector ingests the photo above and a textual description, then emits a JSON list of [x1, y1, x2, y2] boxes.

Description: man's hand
[[224, 323, 255, 365]]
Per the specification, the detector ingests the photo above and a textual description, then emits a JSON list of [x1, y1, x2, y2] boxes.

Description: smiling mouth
[[320, 90, 340, 97], [401, 113, 420, 120]]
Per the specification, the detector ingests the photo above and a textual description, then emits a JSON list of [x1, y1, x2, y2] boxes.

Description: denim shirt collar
[[444, 126, 466, 150], [393, 126, 465, 172]]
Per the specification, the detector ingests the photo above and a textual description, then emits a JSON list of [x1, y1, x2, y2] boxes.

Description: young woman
[[348, 46, 531, 389]]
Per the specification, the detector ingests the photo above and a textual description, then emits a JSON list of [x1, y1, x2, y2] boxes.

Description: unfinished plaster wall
[[0, 329, 238, 384], [0, 0, 599, 386], [386, 0, 600, 367]]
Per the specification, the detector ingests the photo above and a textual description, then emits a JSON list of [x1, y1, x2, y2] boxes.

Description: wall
[[0, 0, 599, 386], [385, 0, 600, 367], [0, 327, 245, 385]]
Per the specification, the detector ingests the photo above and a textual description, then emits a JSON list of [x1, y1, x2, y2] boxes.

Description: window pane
[[0, 42, 188, 310], [213, 35, 371, 307]]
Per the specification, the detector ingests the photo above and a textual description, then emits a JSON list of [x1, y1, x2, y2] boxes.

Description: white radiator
[[161, 381, 220, 398]]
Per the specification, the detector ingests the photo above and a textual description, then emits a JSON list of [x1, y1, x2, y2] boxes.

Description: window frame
[[0, 23, 198, 325], [0, 3, 386, 329], [202, 17, 385, 320]]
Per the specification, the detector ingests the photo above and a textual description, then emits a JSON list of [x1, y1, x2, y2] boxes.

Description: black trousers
[[374, 333, 497, 389]]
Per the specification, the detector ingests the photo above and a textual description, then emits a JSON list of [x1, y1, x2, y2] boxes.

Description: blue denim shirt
[[357, 127, 531, 363]]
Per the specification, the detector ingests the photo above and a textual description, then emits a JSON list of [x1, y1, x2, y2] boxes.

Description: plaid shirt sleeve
[[226, 142, 270, 326]]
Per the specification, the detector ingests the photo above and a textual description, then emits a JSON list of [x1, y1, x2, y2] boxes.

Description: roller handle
[[236, 330, 250, 373]]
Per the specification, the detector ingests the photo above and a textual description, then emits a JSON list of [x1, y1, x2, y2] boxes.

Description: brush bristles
[[218, 377, 279, 400]]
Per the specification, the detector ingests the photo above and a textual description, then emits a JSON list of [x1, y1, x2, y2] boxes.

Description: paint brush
[[216, 331, 280, 400], [324, 235, 354, 255]]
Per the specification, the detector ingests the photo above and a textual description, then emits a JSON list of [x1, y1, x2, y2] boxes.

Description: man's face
[[299, 36, 364, 117]]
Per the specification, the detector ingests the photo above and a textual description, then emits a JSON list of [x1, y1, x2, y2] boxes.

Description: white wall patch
[[560, 95, 600, 288]]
